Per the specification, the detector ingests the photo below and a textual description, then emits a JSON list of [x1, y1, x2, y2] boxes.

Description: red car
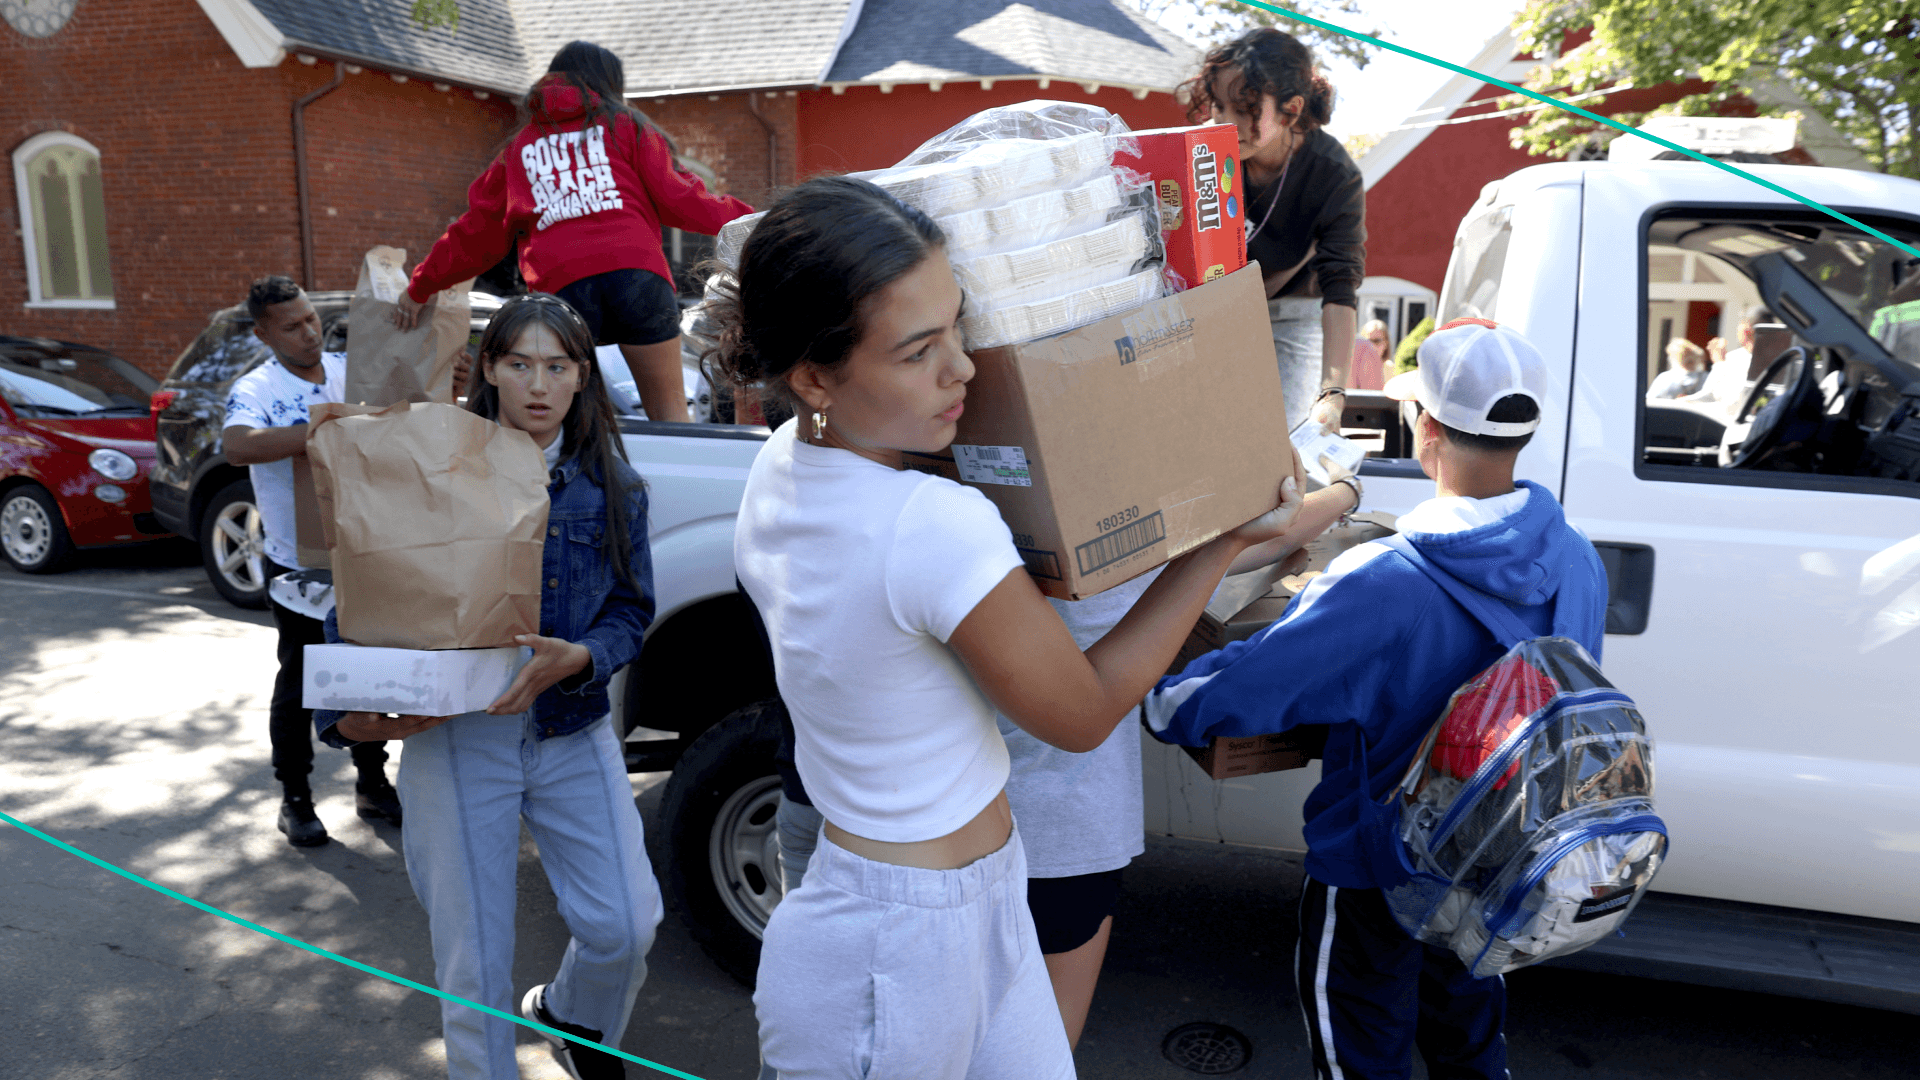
[[0, 336, 171, 573]]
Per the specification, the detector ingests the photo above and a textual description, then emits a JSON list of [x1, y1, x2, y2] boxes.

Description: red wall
[[643, 92, 798, 211], [1364, 80, 1710, 295], [1, 0, 516, 378], [794, 82, 1192, 178]]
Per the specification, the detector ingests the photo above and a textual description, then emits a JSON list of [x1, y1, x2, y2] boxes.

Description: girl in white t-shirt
[[714, 176, 1301, 1079]]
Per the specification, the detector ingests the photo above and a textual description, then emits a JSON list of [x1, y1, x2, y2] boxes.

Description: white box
[[302, 643, 531, 716]]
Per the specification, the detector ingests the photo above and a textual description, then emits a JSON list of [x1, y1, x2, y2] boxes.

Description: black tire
[[198, 478, 269, 609], [0, 484, 75, 573], [656, 698, 786, 987]]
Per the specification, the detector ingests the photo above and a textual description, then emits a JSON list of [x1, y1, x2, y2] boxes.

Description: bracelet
[[1315, 386, 1348, 403], [1331, 473, 1363, 527]]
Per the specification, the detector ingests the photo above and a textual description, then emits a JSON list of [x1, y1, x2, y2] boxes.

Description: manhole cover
[[1161, 1021, 1252, 1074]]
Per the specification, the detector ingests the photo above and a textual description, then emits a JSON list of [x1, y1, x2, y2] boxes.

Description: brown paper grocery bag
[[290, 454, 332, 569], [345, 245, 471, 406], [306, 400, 548, 649]]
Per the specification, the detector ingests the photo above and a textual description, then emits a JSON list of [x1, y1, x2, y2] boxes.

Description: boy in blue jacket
[[1146, 319, 1607, 1080]]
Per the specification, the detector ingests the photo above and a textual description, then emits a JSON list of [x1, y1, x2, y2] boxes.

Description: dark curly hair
[[1182, 27, 1334, 131], [703, 176, 945, 409]]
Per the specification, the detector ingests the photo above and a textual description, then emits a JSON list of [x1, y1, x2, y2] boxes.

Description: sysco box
[[1114, 124, 1248, 290]]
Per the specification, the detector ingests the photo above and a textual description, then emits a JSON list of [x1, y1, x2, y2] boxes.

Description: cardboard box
[[910, 265, 1299, 600], [1182, 732, 1317, 779], [1113, 125, 1249, 289], [302, 643, 530, 716]]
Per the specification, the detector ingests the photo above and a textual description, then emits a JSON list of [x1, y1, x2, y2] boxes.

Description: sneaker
[[520, 983, 625, 1080], [276, 795, 330, 848], [355, 778, 403, 827]]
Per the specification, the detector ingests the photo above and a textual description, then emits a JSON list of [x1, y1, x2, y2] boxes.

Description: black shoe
[[277, 795, 330, 848], [521, 983, 625, 1080], [355, 778, 403, 827]]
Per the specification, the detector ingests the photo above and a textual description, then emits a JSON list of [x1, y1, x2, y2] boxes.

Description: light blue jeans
[[398, 711, 663, 1079], [1270, 295, 1325, 432], [776, 794, 824, 896]]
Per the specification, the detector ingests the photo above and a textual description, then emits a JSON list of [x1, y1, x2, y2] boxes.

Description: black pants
[[266, 559, 387, 796], [1296, 877, 1508, 1080]]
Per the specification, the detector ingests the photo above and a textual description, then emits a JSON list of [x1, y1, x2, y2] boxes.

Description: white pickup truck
[[616, 159, 1920, 1008]]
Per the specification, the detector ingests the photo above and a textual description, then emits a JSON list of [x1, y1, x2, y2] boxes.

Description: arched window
[[12, 132, 114, 307]]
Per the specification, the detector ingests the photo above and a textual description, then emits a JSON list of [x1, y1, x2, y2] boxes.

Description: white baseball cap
[[1382, 318, 1546, 437]]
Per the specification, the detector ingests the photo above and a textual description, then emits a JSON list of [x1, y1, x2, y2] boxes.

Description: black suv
[[149, 291, 505, 607]]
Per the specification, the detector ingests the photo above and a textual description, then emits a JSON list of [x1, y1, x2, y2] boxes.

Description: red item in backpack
[[1431, 655, 1559, 788]]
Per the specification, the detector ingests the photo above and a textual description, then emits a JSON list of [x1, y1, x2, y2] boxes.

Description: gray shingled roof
[[522, 1, 857, 96], [237, 0, 1193, 98], [250, 0, 533, 94], [824, 0, 1199, 92]]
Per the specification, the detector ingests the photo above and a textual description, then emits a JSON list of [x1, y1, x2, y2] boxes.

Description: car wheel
[[0, 485, 75, 574], [656, 698, 786, 988], [199, 479, 269, 609]]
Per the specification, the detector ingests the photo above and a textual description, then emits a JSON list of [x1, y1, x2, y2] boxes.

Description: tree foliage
[[1501, 0, 1920, 177], [1136, 0, 1383, 68], [410, 0, 459, 33]]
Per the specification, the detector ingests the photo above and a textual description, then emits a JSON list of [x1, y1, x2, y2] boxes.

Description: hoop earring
[[812, 409, 828, 442]]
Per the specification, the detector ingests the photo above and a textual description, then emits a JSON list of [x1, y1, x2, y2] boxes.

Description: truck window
[[1637, 212, 1920, 494], [1439, 204, 1513, 324]]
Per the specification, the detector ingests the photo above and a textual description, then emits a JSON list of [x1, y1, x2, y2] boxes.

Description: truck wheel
[[199, 479, 269, 609], [0, 485, 74, 573], [656, 698, 785, 987]]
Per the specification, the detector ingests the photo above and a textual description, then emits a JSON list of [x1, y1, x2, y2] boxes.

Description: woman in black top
[[1185, 28, 1366, 431]]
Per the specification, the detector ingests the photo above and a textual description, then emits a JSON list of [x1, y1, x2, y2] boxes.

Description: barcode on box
[[952, 444, 1032, 487], [1075, 511, 1167, 575]]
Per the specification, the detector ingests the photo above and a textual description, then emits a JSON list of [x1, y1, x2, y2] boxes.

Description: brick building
[[4, 0, 1201, 380]]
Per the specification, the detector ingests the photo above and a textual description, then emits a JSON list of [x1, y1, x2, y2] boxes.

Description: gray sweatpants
[[753, 826, 1074, 1079]]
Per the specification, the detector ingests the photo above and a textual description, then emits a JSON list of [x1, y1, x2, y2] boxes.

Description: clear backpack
[[1371, 536, 1669, 978]]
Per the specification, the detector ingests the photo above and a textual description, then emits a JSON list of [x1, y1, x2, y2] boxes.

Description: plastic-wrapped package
[[1380, 634, 1669, 978], [951, 210, 1161, 313], [861, 131, 1116, 218], [714, 211, 764, 272], [893, 99, 1139, 166], [935, 173, 1139, 260], [958, 266, 1164, 351]]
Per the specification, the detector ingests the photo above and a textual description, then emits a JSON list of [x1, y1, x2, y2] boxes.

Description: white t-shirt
[[735, 420, 1026, 844], [998, 567, 1159, 877], [1686, 349, 1751, 415], [224, 353, 346, 569]]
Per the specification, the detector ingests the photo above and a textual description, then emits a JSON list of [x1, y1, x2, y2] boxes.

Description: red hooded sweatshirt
[[406, 78, 753, 302]]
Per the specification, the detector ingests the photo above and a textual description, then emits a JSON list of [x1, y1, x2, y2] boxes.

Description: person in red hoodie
[[395, 40, 753, 422]]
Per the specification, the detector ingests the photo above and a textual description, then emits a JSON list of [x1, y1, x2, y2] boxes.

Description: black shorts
[[553, 268, 681, 347], [1026, 868, 1124, 954]]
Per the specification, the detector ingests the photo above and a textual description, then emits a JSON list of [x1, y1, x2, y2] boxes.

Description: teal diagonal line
[[1229, 0, 1920, 262], [0, 809, 707, 1080]]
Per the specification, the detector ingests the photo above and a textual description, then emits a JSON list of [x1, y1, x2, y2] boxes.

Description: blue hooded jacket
[[1144, 480, 1607, 890]]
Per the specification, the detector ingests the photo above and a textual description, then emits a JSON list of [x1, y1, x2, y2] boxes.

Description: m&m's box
[[1114, 124, 1248, 290]]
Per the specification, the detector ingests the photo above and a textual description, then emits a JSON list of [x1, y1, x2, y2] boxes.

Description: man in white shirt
[[223, 276, 397, 847], [1683, 304, 1772, 418]]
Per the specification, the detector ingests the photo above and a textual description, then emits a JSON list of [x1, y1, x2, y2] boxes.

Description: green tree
[[1499, 0, 1919, 177], [1136, 0, 1384, 68], [410, 0, 458, 32]]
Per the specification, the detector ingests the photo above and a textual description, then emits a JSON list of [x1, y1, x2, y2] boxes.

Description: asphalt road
[[4, 543, 1917, 1079]]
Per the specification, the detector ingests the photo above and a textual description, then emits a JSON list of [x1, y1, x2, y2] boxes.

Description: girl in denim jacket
[[319, 293, 660, 1080]]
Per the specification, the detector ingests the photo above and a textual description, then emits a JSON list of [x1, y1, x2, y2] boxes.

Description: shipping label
[[952, 444, 1032, 487]]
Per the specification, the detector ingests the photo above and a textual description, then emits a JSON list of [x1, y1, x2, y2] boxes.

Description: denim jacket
[[316, 450, 655, 746]]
